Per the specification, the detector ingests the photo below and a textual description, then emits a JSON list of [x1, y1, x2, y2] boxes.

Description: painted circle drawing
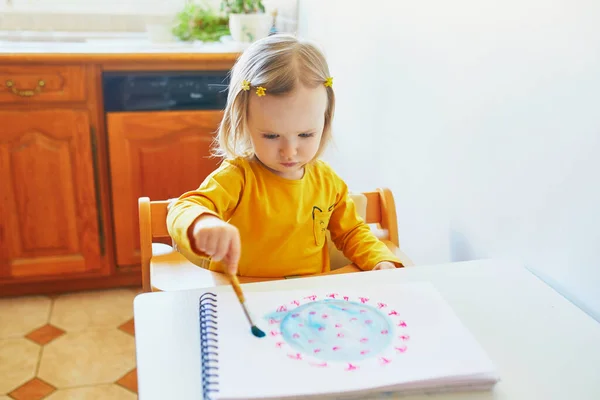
[[264, 293, 410, 370], [280, 300, 392, 362]]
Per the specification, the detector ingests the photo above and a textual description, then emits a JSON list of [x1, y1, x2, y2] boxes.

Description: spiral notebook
[[199, 282, 499, 400]]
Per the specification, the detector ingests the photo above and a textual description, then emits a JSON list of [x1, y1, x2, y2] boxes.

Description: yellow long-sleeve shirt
[[166, 157, 402, 277]]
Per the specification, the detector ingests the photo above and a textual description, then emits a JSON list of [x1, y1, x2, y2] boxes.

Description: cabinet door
[[0, 110, 103, 278], [107, 111, 223, 267]]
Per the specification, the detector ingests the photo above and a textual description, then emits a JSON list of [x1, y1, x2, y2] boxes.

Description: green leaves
[[172, 2, 231, 42], [220, 0, 266, 14]]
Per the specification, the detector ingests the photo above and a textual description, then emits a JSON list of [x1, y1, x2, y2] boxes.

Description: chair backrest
[[138, 188, 399, 291]]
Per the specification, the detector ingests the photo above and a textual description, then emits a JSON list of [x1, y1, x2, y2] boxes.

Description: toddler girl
[[167, 34, 402, 277]]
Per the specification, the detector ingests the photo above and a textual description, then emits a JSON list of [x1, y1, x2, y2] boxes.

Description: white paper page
[[208, 282, 498, 400]]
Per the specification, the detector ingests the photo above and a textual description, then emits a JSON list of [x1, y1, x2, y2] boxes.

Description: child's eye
[[299, 133, 315, 138], [263, 134, 279, 139]]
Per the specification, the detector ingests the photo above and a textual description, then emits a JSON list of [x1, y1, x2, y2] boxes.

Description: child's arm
[[327, 179, 403, 271], [167, 161, 244, 269]]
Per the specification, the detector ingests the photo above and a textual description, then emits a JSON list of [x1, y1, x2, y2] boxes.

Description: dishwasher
[[103, 70, 230, 268]]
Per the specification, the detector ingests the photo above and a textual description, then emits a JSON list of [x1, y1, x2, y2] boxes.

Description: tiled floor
[[0, 288, 140, 399]]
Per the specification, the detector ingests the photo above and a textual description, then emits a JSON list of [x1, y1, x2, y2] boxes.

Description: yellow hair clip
[[256, 86, 267, 97], [241, 80, 251, 91], [324, 77, 333, 88]]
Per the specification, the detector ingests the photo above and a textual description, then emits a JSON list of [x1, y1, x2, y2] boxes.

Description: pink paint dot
[[360, 338, 369, 343], [314, 348, 322, 353], [337, 333, 344, 338], [332, 346, 341, 351], [350, 318, 358, 322], [395, 346, 408, 353], [398, 321, 407, 327], [298, 324, 304, 327], [400, 335, 410, 341], [360, 310, 367, 313], [365, 320, 373, 325], [275, 342, 284, 348], [308, 339, 315, 343], [381, 329, 389, 335], [335, 323, 343, 328], [291, 313, 299, 318], [309, 311, 316, 315], [292, 333, 300, 339], [346, 363, 359, 371], [310, 362, 328, 367], [318, 327, 326, 331], [360, 350, 370, 355], [322, 314, 328, 319]]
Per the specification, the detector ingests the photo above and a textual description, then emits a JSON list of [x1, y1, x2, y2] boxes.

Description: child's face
[[247, 84, 327, 180]]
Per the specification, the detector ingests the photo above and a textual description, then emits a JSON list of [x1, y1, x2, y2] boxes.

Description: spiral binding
[[199, 292, 219, 400]]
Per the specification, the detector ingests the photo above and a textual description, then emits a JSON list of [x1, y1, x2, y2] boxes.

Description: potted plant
[[172, 2, 230, 42], [221, 0, 272, 43]]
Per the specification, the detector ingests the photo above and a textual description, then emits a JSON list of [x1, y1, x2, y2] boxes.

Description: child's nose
[[280, 140, 297, 158]]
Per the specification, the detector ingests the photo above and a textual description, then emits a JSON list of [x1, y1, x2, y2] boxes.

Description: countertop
[[0, 31, 247, 63]]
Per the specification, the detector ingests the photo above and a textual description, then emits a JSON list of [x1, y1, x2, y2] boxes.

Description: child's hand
[[190, 215, 241, 274], [372, 261, 396, 271]]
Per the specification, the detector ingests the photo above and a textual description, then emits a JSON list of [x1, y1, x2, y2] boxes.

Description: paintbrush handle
[[229, 274, 246, 303]]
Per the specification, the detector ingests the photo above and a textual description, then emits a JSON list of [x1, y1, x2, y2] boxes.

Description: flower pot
[[228, 13, 272, 43]]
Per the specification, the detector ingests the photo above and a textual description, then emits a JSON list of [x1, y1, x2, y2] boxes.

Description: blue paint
[[266, 300, 393, 362]]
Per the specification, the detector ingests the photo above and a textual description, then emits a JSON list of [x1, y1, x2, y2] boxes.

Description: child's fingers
[[211, 235, 230, 262], [194, 234, 207, 254], [203, 232, 218, 257], [225, 230, 241, 274]]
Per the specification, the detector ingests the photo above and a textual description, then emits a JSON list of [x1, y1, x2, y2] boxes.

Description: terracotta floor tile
[[0, 338, 40, 394], [117, 319, 135, 337], [38, 329, 136, 388], [45, 384, 136, 400], [25, 324, 66, 345], [0, 296, 51, 339], [50, 289, 136, 332], [8, 378, 56, 400], [116, 368, 138, 394]]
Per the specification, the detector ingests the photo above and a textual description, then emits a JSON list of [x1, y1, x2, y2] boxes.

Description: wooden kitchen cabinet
[[0, 65, 86, 104], [0, 109, 104, 278], [107, 110, 223, 268], [0, 53, 238, 296]]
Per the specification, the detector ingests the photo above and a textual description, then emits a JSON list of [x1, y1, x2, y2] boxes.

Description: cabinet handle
[[90, 126, 106, 256], [5, 79, 45, 97]]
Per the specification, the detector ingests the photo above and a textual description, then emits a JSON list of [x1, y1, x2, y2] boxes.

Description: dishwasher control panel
[[102, 71, 230, 112]]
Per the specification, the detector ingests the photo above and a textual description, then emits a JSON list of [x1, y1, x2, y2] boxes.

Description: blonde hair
[[213, 34, 335, 160]]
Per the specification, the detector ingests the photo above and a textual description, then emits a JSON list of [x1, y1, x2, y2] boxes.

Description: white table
[[133, 259, 600, 399]]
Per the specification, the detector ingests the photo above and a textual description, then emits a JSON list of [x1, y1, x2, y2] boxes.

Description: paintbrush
[[229, 274, 266, 338]]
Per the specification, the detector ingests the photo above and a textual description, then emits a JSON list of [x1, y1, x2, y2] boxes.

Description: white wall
[[0, 0, 298, 32], [298, 0, 600, 320]]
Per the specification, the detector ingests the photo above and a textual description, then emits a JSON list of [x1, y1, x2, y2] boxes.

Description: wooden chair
[[138, 188, 413, 292]]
